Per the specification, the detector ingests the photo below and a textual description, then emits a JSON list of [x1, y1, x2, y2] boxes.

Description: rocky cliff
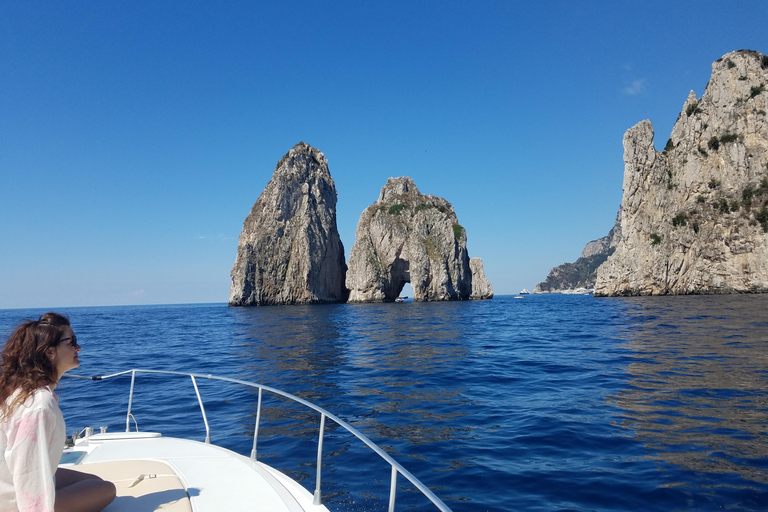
[[229, 142, 348, 306], [534, 215, 621, 293], [595, 50, 768, 296], [346, 177, 493, 302]]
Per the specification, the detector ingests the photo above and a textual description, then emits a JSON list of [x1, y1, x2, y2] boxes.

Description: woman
[[0, 313, 116, 512]]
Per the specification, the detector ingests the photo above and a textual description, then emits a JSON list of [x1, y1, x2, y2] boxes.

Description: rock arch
[[346, 177, 493, 302]]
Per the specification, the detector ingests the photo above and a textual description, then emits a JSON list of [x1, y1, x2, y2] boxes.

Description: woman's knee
[[88, 480, 117, 509], [55, 479, 117, 512]]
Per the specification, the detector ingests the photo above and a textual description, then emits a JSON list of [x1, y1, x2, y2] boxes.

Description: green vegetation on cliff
[[535, 249, 615, 293]]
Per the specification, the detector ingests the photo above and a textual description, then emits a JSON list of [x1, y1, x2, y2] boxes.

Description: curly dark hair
[[0, 312, 71, 419]]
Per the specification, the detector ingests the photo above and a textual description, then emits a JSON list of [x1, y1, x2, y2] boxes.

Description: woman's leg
[[55, 468, 116, 512], [55, 467, 102, 489]]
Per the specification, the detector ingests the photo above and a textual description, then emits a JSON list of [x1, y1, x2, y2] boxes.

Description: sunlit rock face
[[346, 177, 493, 302], [595, 50, 768, 296], [229, 142, 348, 306], [469, 257, 494, 299]]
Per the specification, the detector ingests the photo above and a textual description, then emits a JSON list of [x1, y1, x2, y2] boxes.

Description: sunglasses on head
[[59, 335, 80, 349]]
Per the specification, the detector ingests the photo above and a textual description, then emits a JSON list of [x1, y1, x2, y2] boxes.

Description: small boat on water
[[519, 289, 530, 295], [61, 369, 452, 512], [395, 296, 408, 303]]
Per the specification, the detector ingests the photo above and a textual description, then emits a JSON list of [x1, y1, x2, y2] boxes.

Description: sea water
[[1, 294, 766, 511]]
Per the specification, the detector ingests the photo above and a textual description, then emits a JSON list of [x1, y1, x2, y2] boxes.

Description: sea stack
[[229, 142, 348, 306], [595, 50, 768, 296], [345, 177, 493, 302]]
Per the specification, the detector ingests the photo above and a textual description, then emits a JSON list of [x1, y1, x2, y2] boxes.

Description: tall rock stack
[[229, 142, 348, 306], [469, 258, 494, 299], [595, 50, 768, 296], [346, 177, 493, 302]]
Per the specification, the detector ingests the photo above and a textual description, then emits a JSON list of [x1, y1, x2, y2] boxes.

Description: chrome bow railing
[[67, 369, 452, 512]]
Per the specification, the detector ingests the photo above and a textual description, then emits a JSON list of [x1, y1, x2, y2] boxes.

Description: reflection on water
[[340, 303, 473, 446], [231, 304, 348, 396], [227, 302, 477, 498], [610, 295, 768, 485], [224, 303, 480, 503]]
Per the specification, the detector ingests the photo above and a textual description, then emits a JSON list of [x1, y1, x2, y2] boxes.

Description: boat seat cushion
[[74, 460, 191, 512]]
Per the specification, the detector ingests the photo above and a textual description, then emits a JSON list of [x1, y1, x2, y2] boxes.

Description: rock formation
[[469, 257, 494, 299], [595, 50, 768, 296], [229, 142, 348, 306], [346, 177, 493, 302], [534, 214, 621, 293]]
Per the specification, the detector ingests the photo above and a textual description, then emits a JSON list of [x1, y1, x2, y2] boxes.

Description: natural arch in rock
[[345, 177, 493, 302]]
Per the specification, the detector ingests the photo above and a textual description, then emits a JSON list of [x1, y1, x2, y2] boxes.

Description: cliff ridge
[[595, 50, 768, 296], [534, 214, 621, 293]]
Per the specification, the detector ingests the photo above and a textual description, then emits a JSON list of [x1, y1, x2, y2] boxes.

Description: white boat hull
[[63, 432, 328, 511]]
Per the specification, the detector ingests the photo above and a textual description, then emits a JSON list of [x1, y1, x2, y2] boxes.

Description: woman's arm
[[6, 404, 58, 512]]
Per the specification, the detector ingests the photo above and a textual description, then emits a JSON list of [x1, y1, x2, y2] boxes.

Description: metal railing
[[67, 369, 452, 512]]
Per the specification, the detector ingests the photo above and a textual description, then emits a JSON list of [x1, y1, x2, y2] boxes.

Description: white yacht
[[60, 370, 452, 512]]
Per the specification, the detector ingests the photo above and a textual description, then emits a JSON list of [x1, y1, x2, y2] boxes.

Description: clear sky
[[1, 1, 766, 308]]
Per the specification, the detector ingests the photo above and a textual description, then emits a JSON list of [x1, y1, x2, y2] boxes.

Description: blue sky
[[1, 1, 766, 308]]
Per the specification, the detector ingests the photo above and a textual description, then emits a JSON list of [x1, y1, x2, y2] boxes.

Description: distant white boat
[[395, 296, 408, 303], [519, 289, 530, 295], [514, 295, 524, 299]]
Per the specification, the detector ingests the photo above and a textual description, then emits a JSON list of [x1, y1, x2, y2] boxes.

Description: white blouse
[[0, 387, 66, 512]]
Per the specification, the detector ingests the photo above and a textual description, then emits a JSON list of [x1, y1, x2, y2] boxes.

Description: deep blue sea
[[1, 294, 767, 511]]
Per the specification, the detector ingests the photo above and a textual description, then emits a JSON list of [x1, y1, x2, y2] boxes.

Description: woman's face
[[54, 326, 81, 378]]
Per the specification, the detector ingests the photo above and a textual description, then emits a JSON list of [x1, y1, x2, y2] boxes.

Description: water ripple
[[1, 294, 767, 511]]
